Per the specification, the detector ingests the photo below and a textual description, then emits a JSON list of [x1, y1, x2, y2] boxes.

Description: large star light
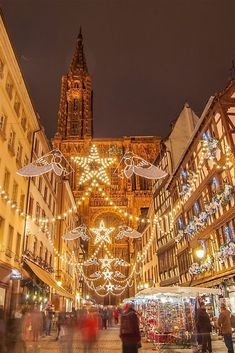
[[99, 255, 114, 269], [91, 220, 114, 244], [72, 144, 116, 185]]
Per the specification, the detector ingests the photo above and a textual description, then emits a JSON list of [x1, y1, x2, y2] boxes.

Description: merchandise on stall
[[124, 286, 219, 349]]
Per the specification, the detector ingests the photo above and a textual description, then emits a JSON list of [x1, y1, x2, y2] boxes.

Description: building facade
[[0, 14, 39, 315], [53, 30, 161, 303]]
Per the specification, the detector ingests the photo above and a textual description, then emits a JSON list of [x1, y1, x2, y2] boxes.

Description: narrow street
[[24, 327, 228, 353]]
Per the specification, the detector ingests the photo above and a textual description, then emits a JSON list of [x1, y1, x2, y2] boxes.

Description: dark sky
[[0, 0, 235, 139]]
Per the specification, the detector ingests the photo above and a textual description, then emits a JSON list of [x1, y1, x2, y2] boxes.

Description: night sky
[[0, 0, 235, 139]]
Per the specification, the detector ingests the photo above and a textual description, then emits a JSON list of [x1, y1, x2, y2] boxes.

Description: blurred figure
[[218, 303, 234, 353], [7, 305, 25, 353], [58, 313, 74, 353], [107, 306, 113, 328], [120, 303, 141, 353], [114, 307, 119, 325], [56, 309, 66, 340], [101, 308, 108, 330], [31, 306, 43, 342], [45, 303, 53, 336], [0, 306, 6, 353], [80, 311, 98, 353], [22, 309, 33, 350], [195, 302, 212, 353]]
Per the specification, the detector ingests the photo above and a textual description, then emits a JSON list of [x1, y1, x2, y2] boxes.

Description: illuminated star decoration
[[72, 144, 116, 185], [102, 269, 113, 280], [90, 220, 114, 245], [99, 255, 114, 269], [106, 282, 114, 292]]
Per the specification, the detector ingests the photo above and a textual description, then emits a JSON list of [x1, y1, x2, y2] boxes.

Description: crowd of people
[[1, 301, 235, 353], [0, 303, 121, 353]]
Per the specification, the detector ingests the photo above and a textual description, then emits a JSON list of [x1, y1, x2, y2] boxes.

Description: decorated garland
[[189, 255, 214, 276]]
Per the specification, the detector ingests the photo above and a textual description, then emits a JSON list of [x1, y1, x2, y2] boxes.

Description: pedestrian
[[218, 303, 234, 353], [107, 306, 113, 328], [45, 303, 53, 336], [56, 310, 66, 340], [101, 308, 108, 330], [195, 302, 212, 353], [120, 303, 141, 353], [31, 306, 43, 342], [114, 307, 119, 325]]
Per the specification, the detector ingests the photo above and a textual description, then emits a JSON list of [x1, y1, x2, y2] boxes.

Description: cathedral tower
[[56, 29, 93, 139]]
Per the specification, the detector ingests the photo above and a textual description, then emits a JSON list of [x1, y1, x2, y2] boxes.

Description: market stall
[[124, 286, 220, 349]]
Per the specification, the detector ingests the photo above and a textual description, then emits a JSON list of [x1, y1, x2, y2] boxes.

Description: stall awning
[[24, 259, 73, 299], [134, 286, 220, 298]]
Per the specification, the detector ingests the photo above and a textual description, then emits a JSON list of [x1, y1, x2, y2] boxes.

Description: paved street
[[23, 327, 229, 353]]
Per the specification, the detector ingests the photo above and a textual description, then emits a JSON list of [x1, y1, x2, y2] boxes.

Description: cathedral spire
[[69, 27, 88, 74]]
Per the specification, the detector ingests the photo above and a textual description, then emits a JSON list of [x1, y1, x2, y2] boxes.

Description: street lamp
[[195, 240, 206, 259]]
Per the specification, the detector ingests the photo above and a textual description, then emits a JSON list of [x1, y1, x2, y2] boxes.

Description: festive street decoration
[[106, 282, 114, 292], [116, 225, 142, 240], [99, 255, 114, 269], [117, 151, 167, 180], [113, 258, 130, 267], [216, 241, 235, 263], [17, 149, 73, 177], [72, 144, 116, 185], [83, 258, 99, 266], [189, 255, 214, 276], [114, 271, 126, 279], [176, 183, 233, 242], [202, 135, 220, 159], [102, 269, 113, 280], [62, 224, 90, 241], [90, 220, 114, 244], [90, 271, 101, 279]]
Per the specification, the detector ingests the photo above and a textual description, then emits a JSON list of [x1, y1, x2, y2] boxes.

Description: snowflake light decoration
[[72, 144, 116, 185], [90, 220, 114, 245], [106, 282, 114, 292]]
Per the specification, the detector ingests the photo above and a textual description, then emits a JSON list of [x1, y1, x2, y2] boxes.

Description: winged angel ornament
[[116, 152, 167, 180], [17, 149, 74, 177], [116, 225, 142, 240], [62, 224, 90, 241]]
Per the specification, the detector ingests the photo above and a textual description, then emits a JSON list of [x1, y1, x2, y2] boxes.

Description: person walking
[[101, 308, 108, 330], [195, 302, 212, 353], [114, 307, 119, 325], [120, 303, 141, 353], [218, 303, 234, 353], [45, 303, 53, 336]]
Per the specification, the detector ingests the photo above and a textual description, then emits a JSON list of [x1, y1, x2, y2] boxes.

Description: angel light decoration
[[116, 151, 167, 180], [17, 149, 74, 177], [116, 225, 142, 240], [62, 224, 90, 241]]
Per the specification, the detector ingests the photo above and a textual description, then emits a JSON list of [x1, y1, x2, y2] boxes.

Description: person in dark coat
[[195, 302, 212, 353], [120, 303, 141, 353]]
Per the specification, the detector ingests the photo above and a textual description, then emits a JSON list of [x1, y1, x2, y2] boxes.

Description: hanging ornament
[[99, 255, 114, 269], [106, 282, 114, 292], [90, 220, 114, 244], [83, 258, 99, 266], [95, 285, 106, 291], [62, 224, 90, 241], [113, 258, 130, 267], [114, 271, 126, 279], [102, 269, 113, 280], [116, 225, 142, 240], [72, 144, 116, 185], [17, 149, 74, 177], [89, 271, 102, 279], [114, 284, 124, 291], [116, 151, 167, 180]]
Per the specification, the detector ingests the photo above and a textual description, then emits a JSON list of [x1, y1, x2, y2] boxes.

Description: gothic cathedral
[[53, 30, 160, 303]]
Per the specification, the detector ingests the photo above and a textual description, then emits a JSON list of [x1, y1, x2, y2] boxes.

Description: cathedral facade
[[53, 30, 160, 303]]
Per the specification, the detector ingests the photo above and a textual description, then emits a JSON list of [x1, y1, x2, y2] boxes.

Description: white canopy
[[124, 286, 219, 302]]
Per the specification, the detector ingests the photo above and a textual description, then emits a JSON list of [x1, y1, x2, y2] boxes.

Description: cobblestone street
[[23, 327, 229, 353]]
